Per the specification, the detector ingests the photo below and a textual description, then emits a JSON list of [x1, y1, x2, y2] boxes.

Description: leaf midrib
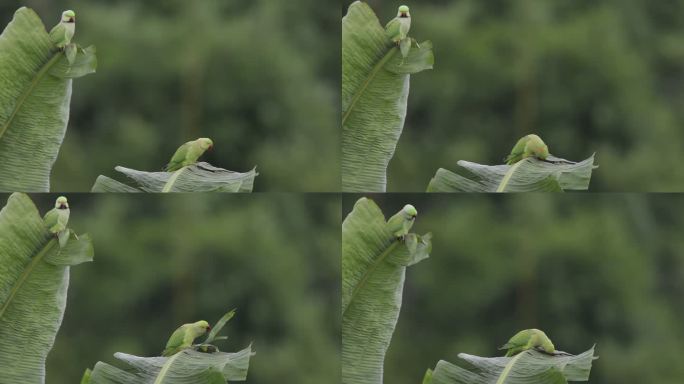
[[496, 161, 524, 193], [341, 47, 398, 127], [0, 237, 56, 319], [495, 352, 525, 384], [155, 352, 181, 384], [342, 240, 399, 318], [0, 52, 62, 141], [162, 167, 187, 193]]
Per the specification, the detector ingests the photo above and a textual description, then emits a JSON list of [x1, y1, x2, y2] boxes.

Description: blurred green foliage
[[344, 194, 684, 384], [343, 1, 684, 191], [1, 0, 339, 191], [14, 193, 340, 384]]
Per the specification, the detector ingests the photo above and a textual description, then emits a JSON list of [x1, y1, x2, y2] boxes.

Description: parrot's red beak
[[67, 17, 75, 23], [207, 325, 212, 331]]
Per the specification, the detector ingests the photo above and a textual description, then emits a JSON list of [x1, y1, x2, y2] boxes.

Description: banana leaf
[[342, 1, 434, 192], [85, 309, 252, 384], [0, 7, 96, 191], [91, 163, 257, 193], [87, 346, 253, 384], [427, 155, 597, 192], [424, 347, 597, 384], [342, 197, 431, 384], [0, 192, 94, 384]]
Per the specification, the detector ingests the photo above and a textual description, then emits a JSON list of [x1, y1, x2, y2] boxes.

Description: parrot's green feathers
[[165, 138, 214, 171], [50, 10, 76, 49], [505, 134, 549, 164], [387, 204, 418, 239], [43, 196, 70, 236], [162, 320, 212, 357], [500, 329, 555, 357]]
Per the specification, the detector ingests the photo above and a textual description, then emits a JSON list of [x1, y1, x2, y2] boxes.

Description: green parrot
[[162, 320, 212, 357], [165, 138, 214, 172], [499, 329, 555, 357], [386, 204, 418, 239], [49, 10, 76, 49], [504, 134, 550, 165], [386, 5, 411, 44], [43, 196, 70, 247]]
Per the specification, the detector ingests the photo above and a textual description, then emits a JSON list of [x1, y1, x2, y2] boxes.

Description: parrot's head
[[402, 204, 417, 219], [198, 138, 214, 151], [55, 196, 69, 210], [61, 10, 76, 23], [397, 5, 410, 18], [527, 134, 549, 160], [195, 320, 212, 333]]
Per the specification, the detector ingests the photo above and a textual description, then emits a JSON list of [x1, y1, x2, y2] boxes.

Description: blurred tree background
[[343, 0, 684, 191], [11, 193, 341, 384], [344, 194, 684, 384], [0, 0, 339, 191]]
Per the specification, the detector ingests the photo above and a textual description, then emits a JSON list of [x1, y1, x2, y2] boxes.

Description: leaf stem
[[342, 47, 398, 127], [0, 238, 56, 319], [0, 53, 62, 140], [342, 240, 399, 317], [496, 352, 525, 384], [162, 167, 186, 193], [496, 161, 524, 193], [155, 352, 181, 384]]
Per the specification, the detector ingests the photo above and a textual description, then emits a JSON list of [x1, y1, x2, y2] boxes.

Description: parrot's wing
[[162, 327, 187, 356], [385, 18, 400, 40], [165, 142, 191, 171], [48, 24, 66, 47], [43, 209, 58, 230], [505, 137, 529, 164], [386, 212, 403, 233], [184, 142, 204, 164], [498, 342, 518, 350]]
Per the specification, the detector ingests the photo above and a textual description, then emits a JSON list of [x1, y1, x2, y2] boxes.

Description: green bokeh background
[[344, 194, 684, 384], [1, 0, 339, 191], [14, 193, 340, 384], [343, 0, 684, 191]]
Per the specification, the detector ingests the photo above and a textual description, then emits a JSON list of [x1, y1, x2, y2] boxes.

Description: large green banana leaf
[[427, 155, 597, 192], [0, 7, 97, 191], [86, 346, 253, 384], [85, 309, 252, 384], [342, 2, 434, 192], [424, 347, 597, 384], [342, 197, 431, 384], [0, 193, 94, 384], [91, 163, 257, 193]]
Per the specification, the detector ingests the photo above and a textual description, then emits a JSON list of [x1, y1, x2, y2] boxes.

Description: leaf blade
[[342, 197, 431, 384], [427, 155, 597, 192], [0, 7, 96, 191], [0, 193, 93, 383], [342, 2, 434, 192]]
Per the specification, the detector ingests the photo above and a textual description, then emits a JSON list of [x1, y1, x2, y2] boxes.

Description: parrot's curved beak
[[67, 17, 75, 23], [400, 12, 408, 17], [207, 325, 212, 331]]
